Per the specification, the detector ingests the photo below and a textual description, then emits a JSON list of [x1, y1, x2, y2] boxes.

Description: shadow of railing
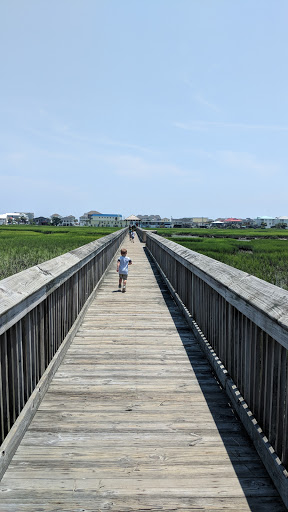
[[143, 246, 286, 511]]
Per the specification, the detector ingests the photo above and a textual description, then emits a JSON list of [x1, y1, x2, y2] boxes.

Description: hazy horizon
[[1, 1, 288, 220]]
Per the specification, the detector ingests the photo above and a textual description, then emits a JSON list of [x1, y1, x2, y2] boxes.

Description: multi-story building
[[191, 217, 210, 227], [171, 217, 211, 228], [79, 210, 101, 226], [137, 214, 172, 228], [137, 214, 161, 222], [90, 213, 124, 228], [254, 216, 279, 228], [34, 216, 51, 225], [61, 215, 77, 226], [24, 212, 34, 222], [275, 216, 288, 228], [171, 218, 193, 228]]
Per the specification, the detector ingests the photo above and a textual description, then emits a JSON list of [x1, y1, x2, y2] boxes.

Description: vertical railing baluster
[[142, 228, 288, 472], [0, 228, 127, 445]]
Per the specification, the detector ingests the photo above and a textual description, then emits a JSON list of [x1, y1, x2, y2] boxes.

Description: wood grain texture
[[146, 231, 288, 349], [0, 229, 126, 334], [0, 235, 285, 511], [0, 229, 127, 447], [144, 229, 288, 480]]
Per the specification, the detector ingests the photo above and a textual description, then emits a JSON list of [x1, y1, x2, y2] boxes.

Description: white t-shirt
[[118, 255, 131, 274]]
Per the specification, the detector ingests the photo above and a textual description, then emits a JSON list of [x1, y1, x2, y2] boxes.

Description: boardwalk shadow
[[143, 247, 285, 512]]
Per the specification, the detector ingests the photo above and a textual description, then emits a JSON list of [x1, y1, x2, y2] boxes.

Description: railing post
[[0, 228, 128, 463], [144, 230, 288, 507]]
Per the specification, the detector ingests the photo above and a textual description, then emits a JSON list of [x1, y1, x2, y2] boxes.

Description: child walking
[[117, 248, 132, 292]]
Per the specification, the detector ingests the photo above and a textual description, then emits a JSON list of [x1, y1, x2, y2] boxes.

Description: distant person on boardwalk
[[117, 248, 132, 293], [131, 230, 135, 243], [129, 229, 132, 242]]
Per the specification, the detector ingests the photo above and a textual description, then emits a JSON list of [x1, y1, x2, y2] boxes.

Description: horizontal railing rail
[[136, 227, 288, 505], [0, 228, 127, 446]]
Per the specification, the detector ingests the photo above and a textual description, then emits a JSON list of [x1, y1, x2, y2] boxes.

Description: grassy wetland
[[0, 225, 120, 281], [1, 225, 288, 290], [154, 228, 288, 290]]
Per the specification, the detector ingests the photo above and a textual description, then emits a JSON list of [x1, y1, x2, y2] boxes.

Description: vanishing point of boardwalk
[[0, 235, 285, 511]]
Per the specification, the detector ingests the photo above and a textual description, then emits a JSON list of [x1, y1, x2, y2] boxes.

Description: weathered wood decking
[[0, 235, 285, 511]]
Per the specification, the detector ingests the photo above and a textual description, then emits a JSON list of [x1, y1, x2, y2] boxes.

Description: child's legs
[[119, 274, 127, 287], [120, 273, 127, 287]]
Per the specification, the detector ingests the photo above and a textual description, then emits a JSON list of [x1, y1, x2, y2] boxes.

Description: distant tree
[[260, 222, 267, 228], [51, 216, 62, 226]]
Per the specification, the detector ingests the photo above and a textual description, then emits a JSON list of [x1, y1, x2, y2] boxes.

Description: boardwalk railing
[[137, 227, 288, 505], [0, 228, 127, 461]]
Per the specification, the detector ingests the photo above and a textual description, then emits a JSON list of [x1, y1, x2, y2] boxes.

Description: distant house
[[24, 212, 34, 222], [171, 217, 211, 228], [79, 210, 101, 226], [79, 213, 90, 226], [171, 217, 194, 228], [34, 217, 51, 225], [223, 218, 243, 227], [90, 214, 124, 228], [191, 217, 210, 227], [275, 216, 288, 228], [61, 215, 77, 226], [211, 220, 225, 227], [136, 214, 171, 228], [0, 212, 30, 224], [254, 216, 278, 228], [254, 216, 288, 228]]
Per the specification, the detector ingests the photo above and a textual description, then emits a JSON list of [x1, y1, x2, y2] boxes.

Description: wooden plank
[[0, 496, 284, 512]]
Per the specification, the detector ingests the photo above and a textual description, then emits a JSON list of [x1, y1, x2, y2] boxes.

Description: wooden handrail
[[136, 227, 288, 505], [0, 228, 128, 445]]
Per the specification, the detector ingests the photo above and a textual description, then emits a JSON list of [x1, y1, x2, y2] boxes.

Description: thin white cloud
[[101, 154, 199, 180], [174, 120, 288, 132], [215, 150, 280, 176], [180, 148, 281, 177], [3, 149, 78, 166], [96, 137, 154, 154], [183, 81, 221, 112], [25, 125, 153, 154], [193, 94, 221, 113]]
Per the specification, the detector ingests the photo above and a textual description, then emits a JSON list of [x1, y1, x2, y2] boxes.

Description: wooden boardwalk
[[0, 235, 285, 511]]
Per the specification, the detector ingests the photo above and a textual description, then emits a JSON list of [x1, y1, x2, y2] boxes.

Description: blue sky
[[1, 1, 288, 220]]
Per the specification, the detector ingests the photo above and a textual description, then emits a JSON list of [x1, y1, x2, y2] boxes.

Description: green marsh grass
[[152, 228, 288, 290], [0, 226, 120, 280], [154, 227, 288, 239]]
